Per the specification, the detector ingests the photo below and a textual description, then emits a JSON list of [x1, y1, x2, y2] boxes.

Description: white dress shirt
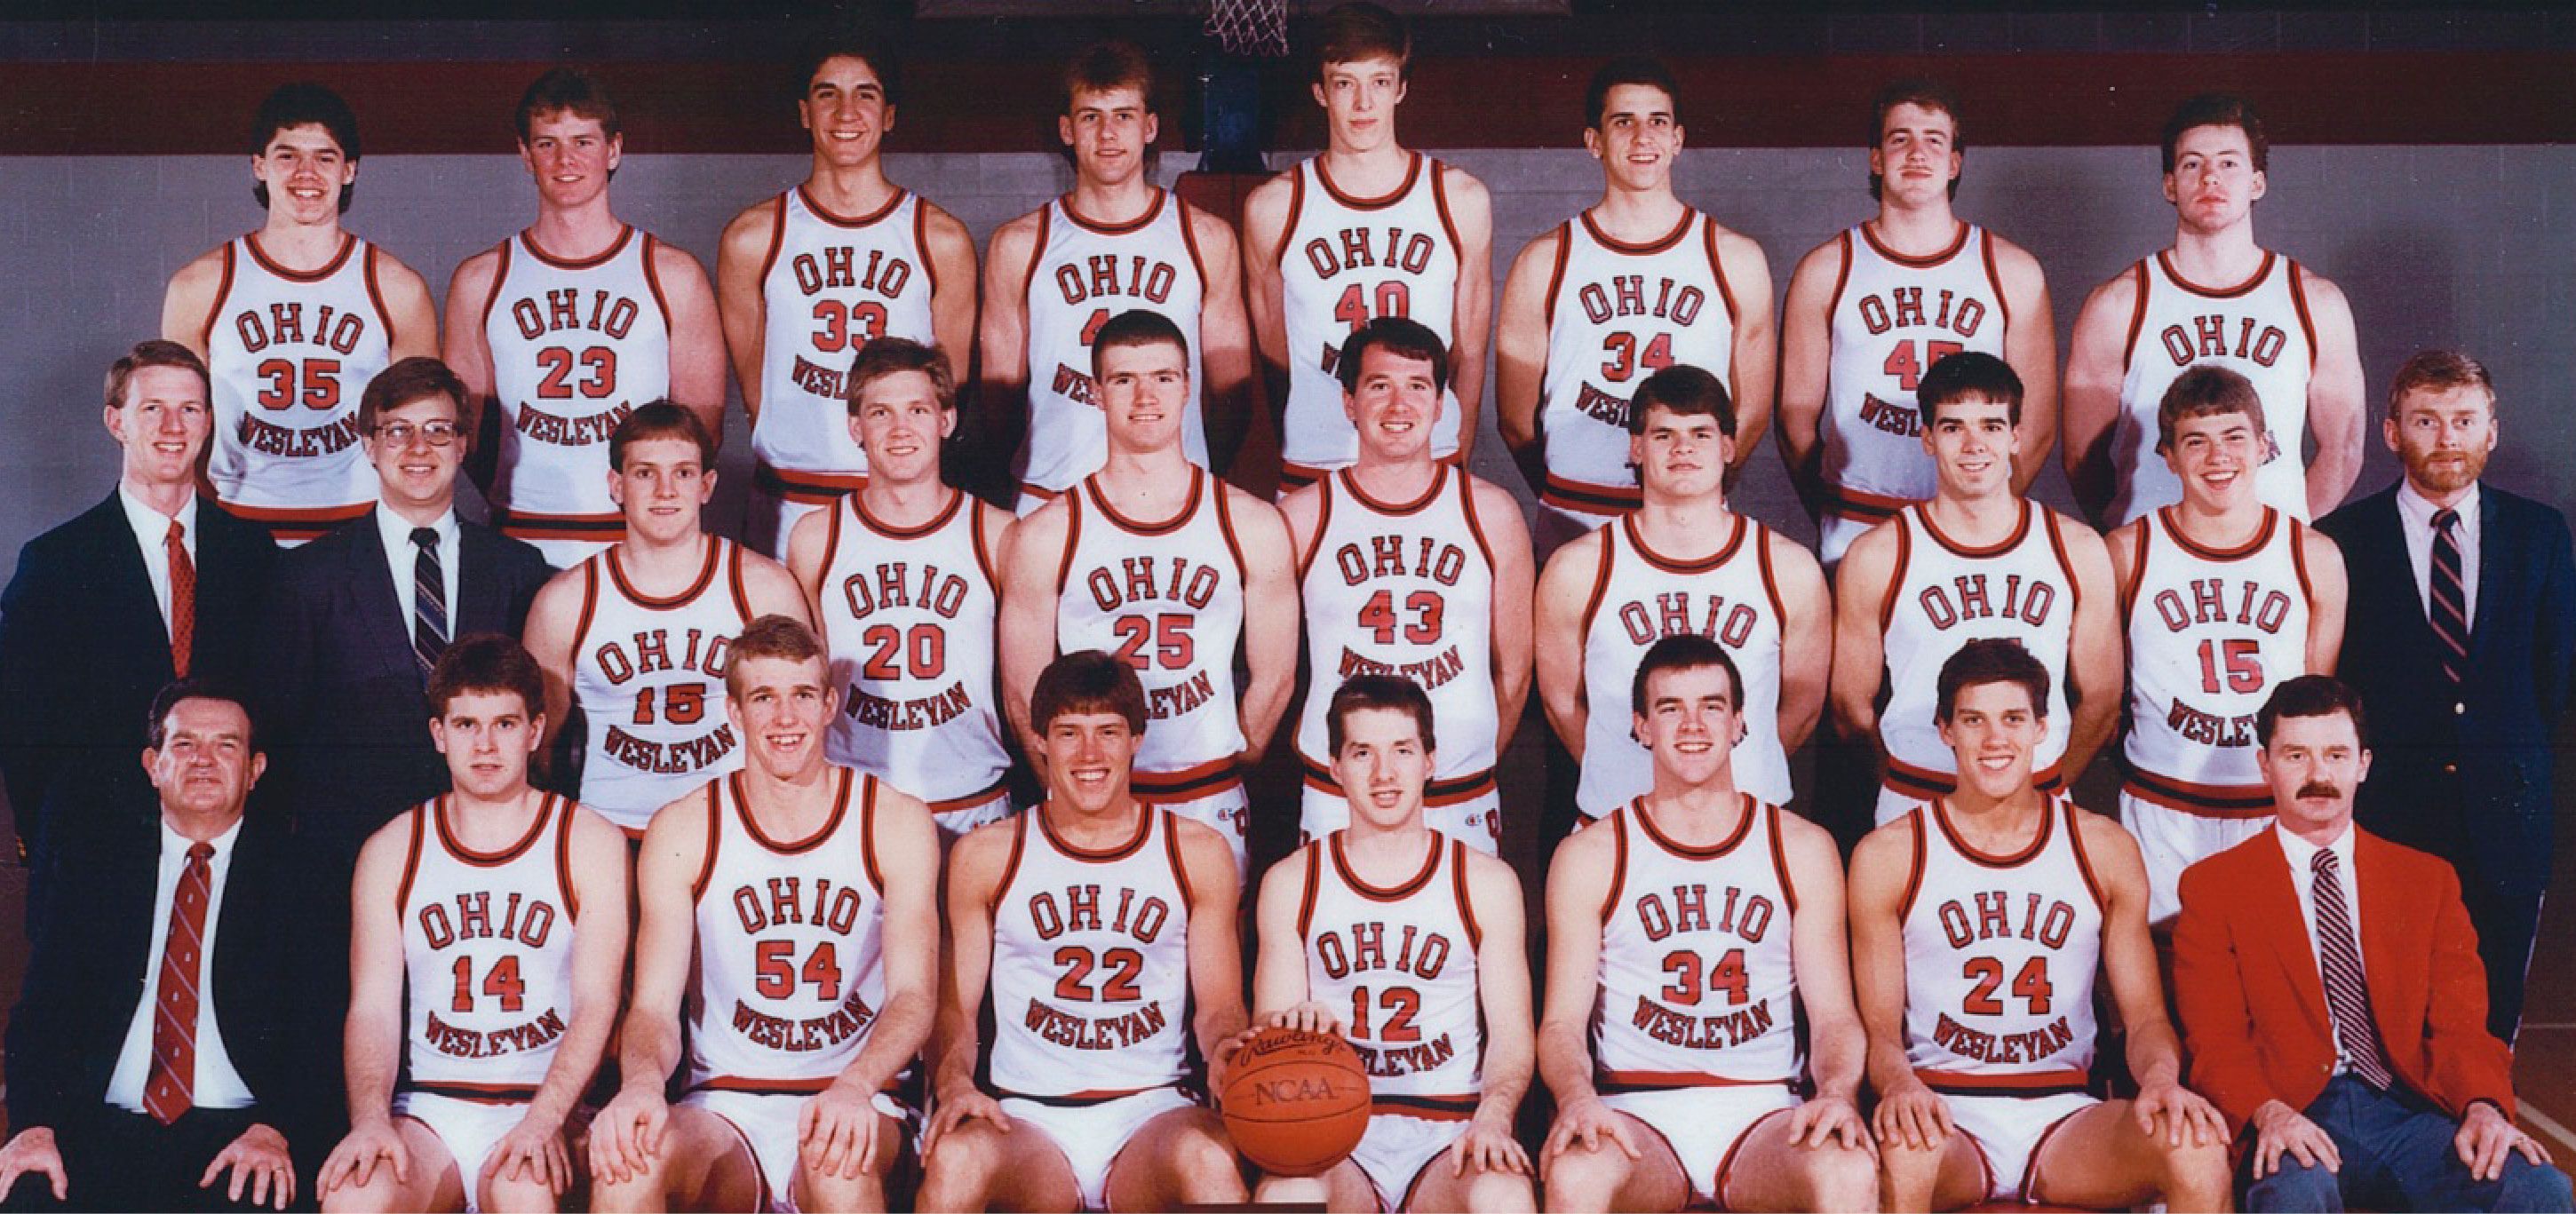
[[374, 505, 461, 632], [2275, 821, 2371, 1076], [105, 816, 255, 1113], [115, 486, 199, 642], [2396, 480, 2482, 629]]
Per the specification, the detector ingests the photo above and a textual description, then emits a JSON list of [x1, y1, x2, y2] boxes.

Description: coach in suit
[[258, 356, 553, 864], [2315, 349, 2576, 1043], [0, 683, 330, 1212], [0, 342, 274, 890], [2174, 676, 2570, 1213]]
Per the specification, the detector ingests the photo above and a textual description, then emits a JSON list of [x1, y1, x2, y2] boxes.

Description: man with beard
[[2316, 351, 2576, 1044]]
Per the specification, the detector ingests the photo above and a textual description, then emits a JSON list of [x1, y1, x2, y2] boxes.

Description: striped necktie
[[2310, 848, 2396, 1089], [2430, 508, 2468, 684], [411, 527, 449, 678]]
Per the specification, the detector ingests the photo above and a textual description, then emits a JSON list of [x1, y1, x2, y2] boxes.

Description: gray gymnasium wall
[[2, 142, 2569, 560]]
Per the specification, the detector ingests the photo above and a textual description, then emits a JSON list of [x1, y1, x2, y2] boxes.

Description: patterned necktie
[[142, 842, 215, 1125], [2430, 508, 2468, 685], [411, 527, 449, 678], [166, 519, 195, 678], [2310, 848, 2396, 1089]]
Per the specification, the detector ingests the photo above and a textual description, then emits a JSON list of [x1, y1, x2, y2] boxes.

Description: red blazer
[[2173, 826, 2516, 1134]]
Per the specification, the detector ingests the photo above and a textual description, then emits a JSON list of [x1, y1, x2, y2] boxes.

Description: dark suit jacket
[[258, 508, 553, 856], [2317, 483, 2576, 900], [0, 494, 275, 861], [4, 807, 334, 1157], [2173, 826, 2516, 1135]]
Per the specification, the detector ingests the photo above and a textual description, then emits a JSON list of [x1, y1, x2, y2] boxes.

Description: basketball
[[1218, 1026, 1372, 1177]]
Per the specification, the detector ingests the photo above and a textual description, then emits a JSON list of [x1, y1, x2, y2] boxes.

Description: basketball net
[[1205, 0, 1289, 58]]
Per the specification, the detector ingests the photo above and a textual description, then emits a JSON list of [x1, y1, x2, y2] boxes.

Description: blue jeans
[[2244, 1075, 2574, 1212]]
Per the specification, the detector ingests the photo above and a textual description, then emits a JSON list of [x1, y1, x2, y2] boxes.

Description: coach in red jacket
[[2174, 675, 2570, 1212]]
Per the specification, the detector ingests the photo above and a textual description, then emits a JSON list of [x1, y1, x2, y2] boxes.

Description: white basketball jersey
[[1591, 797, 1800, 1087], [1295, 468, 1501, 801], [1878, 504, 2079, 797], [1900, 797, 2104, 1091], [482, 226, 673, 551], [397, 795, 581, 1094], [1577, 513, 1792, 814], [203, 233, 394, 540], [2113, 251, 2318, 526], [987, 808, 1195, 1098], [1537, 210, 1737, 520], [1276, 154, 1462, 480], [568, 538, 751, 830], [752, 187, 939, 501], [1818, 223, 2011, 562], [815, 489, 1009, 811], [688, 768, 890, 1091], [2122, 507, 2314, 813], [1298, 833, 1483, 1109], [1056, 472, 1248, 801], [1022, 190, 1211, 496]]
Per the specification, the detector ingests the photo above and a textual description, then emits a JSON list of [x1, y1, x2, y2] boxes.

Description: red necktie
[[166, 519, 195, 678], [142, 842, 214, 1125]]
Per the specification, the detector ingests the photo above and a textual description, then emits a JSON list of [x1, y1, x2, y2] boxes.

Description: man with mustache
[[2172, 676, 2572, 1211], [2317, 350, 2576, 1043]]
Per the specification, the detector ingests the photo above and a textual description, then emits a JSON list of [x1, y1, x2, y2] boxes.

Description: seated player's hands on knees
[[0, 1127, 68, 1203], [1450, 1111, 1535, 1178], [1787, 1091, 1874, 1153], [484, 1108, 574, 1195], [2248, 1099, 2341, 1178], [798, 1076, 886, 1181], [589, 1083, 672, 1185], [204, 1122, 298, 1210], [1872, 1077, 1955, 1152], [1539, 1093, 1640, 1171], [2131, 1077, 2227, 1148], [2456, 1100, 2553, 1183], [923, 1082, 1014, 1153], [322, 1117, 413, 1194]]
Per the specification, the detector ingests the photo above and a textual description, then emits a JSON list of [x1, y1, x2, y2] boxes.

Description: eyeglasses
[[373, 420, 462, 447]]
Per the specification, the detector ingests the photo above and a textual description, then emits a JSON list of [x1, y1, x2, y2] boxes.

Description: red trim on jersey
[[1035, 801, 1155, 862], [1883, 753, 2065, 798], [1175, 197, 1211, 297], [2120, 514, 2153, 619], [1763, 799, 1799, 916], [410, 1081, 541, 1104], [1019, 202, 1053, 315], [2060, 799, 2108, 909], [521, 225, 635, 272], [640, 233, 674, 334], [2119, 259, 2151, 374], [914, 195, 941, 299], [1085, 471, 1205, 537], [757, 193, 789, 286], [927, 779, 1011, 818], [1878, 515, 1912, 635], [1451, 838, 1483, 949], [1914, 1067, 2090, 1096], [853, 486, 964, 540], [1374, 1093, 1479, 1121], [395, 802, 427, 913], [998, 1084, 1165, 1106], [243, 230, 357, 282], [1705, 216, 1741, 326], [2042, 507, 2080, 610], [1293, 474, 1334, 583], [1578, 207, 1694, 258], [970, 501, 1002, 588], [363, 242, 394, 334], [2122, 769, 2276, 818], [1313, 151, 1423, 211], [734, 767, 853, 856], [725, 535, 754, 619], [695, 1075, 838, 1094], [1897, 810, 1928, 919], [1928, 796, 2055, 869], [1822, 481, 1914, 525], [1541, 221, 1572, 322], [1594, 1069, 1793, 1091], [1623, 510, 1748, 575], [1540, 472, 1642, 517], [1713, 1106, 1797, 1212], [1979, 227, 2012, 330], [478, 238, 512, 346], [799, 185, 908, 229], [2287, 258, 2320, 371], [2289, 517, 2316, 605], [1632, 792, 1760, 861], [1163, 810, 1197, 905], [553, 796, 581, 920], [1338, 464, 1448, 517], [569, 559, 600, 657], [605, 534, 723, 609], [218, 499, 375, 542], [1576, 524, 1618, 640], [1823, 229, 1854, 323], [1858, 219, 1971, 269], [2163, 504, 2279, 561], [1329, 830, 1444, 902], [434, 793, 554, 867], [991, 813, 1029, 914], [1212, 475, 1251, 583], [492, 507, 625, 544], [1276, 460, 1326, 491], [1299, 757, 1493, 807], [1428, 160, 1464, 264], [1061, 187, 1165, 236], [203, 241, 238, 352], [1753, 524, 1788, 623], [1132, 756, 1244, 803], [1915, 498, 2034, 559], [755, 464, 867, 504], [1275, 165, 1305, 271], [1294, 840, 1323, 939], [819, 489, 847, 582], [1456, 470, 1498, 569], [690, 789, 722, 903], [2158, 249, 2278, 300], [859, 774, 886, 895], [1600, 809, 1630, 924], [1053, 484, 1084, 600]]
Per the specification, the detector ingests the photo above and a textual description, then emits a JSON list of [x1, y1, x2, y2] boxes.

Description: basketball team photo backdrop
[[0, 2, 2572, 1210]]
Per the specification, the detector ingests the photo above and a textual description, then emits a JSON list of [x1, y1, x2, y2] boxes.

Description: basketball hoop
[[1205, 0, 1289, 59]]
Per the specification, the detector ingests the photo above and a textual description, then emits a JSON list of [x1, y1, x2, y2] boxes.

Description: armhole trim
[[363, 242, 394, 334], [1541, 223, 1571, 321], [1175, 198, 1211, 295], [914, 197, 941, 299], [478, 239, 513, 343], [1451, 838, 1483, 950], [2289, 516, 2317, 606], [858, 773, 886, 896], [2063, 800, 2109, 910], [569, 559, 602, 655], [1577, 529, 1616, 640], [553, 794, 581, 920], [1599, 810, 1630, 924], [394, 800, 428, 914], [1878, 517, 1912, 635], [1276, 167, 1305, 270], [1163, 810, 1197, 906], [2041, 510, 2080, 611], [640, 233, 674, 334], [1428, 159, 1464, 265], [1755, 524, 1787, 623], [2286, 258, 2319, 372], [1980, 228, 2011, 330], [1294, 476, 1332, 583], [726, 538, 754, 621], [203, 240, 239, 352], [1896, 811, 1928, 920], [689, 789, 723, 903], [1822, 229, 1854, 322], [1458, 470, 1499, 571], [1295, 840, 1323, 940], [991, 813, 1030, 915], [2119, 260, 2150, 375], [1705, 217, 1740, 326], [1765, 801, 1799, 916], [2120, 518, 2151, 621], [756, 192, 790, 286]]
